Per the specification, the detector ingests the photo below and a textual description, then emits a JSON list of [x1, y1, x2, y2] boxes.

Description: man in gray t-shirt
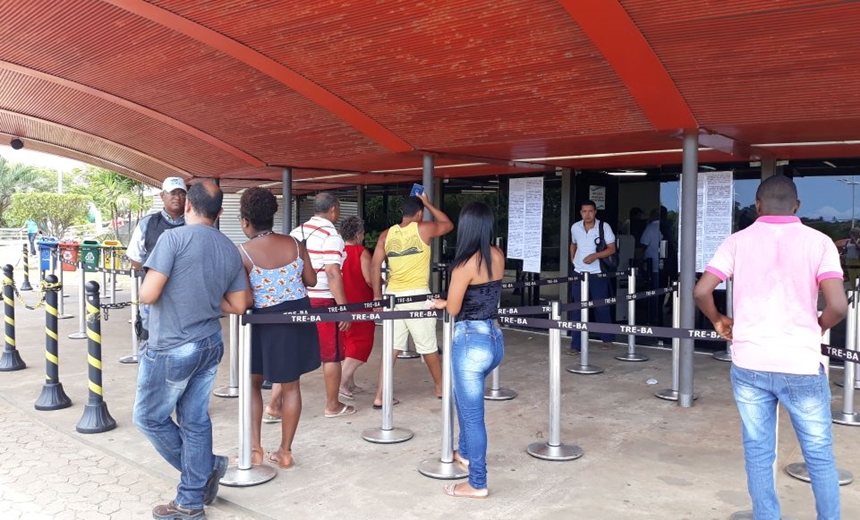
[[133, 181, 251, 519]]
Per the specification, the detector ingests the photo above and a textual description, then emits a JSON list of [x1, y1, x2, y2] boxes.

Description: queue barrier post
[[362, 295, 413, 444], [713, 278, 733, 362], [20, 244, 33, 291], [119, 270, 140, 364], [616, 267, 648, 362], [55, 250, 73, 320], [221, 310, 277, 487], [418, 310, 469, 479], [214, 314, 240, 398], [76, 281, 117, 433], [832, 285, 860, 426], [785, 324, 854, 486], [566, 272, 604, 375], [835, 282, 860, 391], [484, 364, 517, 401], [68, 264, 87, 340], [35, 274, 72, 410], [528, 301, 583, 461], [655, 283, 697, 401], [0, 264, 26, 371]]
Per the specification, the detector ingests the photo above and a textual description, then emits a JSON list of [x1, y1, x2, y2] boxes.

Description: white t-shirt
[[570, 219, 615, 274]]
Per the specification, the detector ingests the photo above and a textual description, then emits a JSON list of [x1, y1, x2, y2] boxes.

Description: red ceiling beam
[[0, 59, 265, 168], [558, 0, 697, 131], [104, 0, 413, 153], [0, 107, 191, 177]]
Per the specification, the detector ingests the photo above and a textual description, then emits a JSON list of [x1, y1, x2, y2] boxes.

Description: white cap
[[161, 177, 187, 193]]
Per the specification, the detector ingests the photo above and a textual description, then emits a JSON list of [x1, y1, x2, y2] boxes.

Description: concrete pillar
[[559, 168, 573, 303]]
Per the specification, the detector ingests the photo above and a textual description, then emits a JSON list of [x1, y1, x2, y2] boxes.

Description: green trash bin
[[80, 239, 101, 273]]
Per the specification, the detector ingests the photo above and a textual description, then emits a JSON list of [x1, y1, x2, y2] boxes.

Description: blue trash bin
[[37, 237, 59, 271]]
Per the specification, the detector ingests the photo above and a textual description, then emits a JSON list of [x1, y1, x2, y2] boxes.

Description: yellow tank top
[[385, 222, 430, 292]]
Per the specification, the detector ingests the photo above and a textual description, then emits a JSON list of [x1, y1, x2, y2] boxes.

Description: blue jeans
[[452, 319, 504, 490], [730, 364, 840, 520], [568, 273, 614, 350], [133, 332, 224, 510]]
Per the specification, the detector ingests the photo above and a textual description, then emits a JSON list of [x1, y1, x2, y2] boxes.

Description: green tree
[[67, 166, 150, 241], [0, 156, 40, 226], [7, 193, 91, 238]]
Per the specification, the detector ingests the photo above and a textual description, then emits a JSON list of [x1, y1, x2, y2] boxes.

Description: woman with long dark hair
[[432, 202, 505, 499], [238, 187, 320, 469]]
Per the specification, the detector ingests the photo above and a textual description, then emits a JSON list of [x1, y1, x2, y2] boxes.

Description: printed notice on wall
[[679, 171, 734, 274], [589, 185, 606, 210], [508, 177, 544, 273]]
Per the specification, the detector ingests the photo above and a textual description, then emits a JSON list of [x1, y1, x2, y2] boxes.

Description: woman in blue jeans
[[432, 202, 504, 499]]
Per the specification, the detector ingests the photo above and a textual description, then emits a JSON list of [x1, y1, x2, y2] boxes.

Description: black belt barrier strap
[[822, 344, 860, 364], [242, 308, 441, 325], [497, 316, 725, 342]]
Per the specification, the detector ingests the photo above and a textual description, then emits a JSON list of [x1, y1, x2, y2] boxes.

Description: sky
[[0, 144, 86, 173]]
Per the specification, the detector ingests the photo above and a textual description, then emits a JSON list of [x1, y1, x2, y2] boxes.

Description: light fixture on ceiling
[[10, 138, 23, 150], [700, 165, 716, 171], [823, 161, 837, 168], [294, 173, 359, 182], [605, 170, 647, 177]]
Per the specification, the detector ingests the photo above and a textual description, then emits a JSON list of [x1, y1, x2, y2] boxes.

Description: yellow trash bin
[[101, 240, 124, 271]]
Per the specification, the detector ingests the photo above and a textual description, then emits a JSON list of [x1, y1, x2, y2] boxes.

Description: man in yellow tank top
[[371, 193, 453, 407]]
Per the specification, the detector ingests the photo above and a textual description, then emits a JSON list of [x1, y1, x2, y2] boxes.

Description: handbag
[[596, 221, 619, 273]]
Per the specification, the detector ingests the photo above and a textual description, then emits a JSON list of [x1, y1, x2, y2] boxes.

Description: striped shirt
[[290, 216, 345, 299]]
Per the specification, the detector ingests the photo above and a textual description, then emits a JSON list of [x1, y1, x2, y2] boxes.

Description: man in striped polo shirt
[[291, 192, 355, 418]]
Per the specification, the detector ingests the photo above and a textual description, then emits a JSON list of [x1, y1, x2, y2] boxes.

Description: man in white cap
[[127, 177, 188, 347]]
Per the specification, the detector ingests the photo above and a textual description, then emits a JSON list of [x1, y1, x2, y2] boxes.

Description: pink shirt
[[705, 216, 843, 375]]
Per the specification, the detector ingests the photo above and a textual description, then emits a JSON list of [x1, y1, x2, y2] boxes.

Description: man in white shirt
[[568, 200, 616, 353]]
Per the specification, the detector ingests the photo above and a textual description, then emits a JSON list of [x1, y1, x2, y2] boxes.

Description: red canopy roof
[[1, 0, 858, 192]]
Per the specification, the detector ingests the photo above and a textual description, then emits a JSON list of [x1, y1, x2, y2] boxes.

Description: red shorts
[[311, 298, 343, 363]]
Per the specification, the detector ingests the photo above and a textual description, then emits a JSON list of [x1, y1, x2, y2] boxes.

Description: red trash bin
[[59, 239, 79, 272]]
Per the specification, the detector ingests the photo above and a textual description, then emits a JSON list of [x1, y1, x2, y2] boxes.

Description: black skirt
[[251, 298, 321, 383]]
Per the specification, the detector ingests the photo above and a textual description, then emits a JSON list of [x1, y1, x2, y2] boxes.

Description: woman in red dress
[[338, 216, 376, 399]]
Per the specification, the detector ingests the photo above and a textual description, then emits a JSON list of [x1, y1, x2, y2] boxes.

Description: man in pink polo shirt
[[694, 175, 847, 520]]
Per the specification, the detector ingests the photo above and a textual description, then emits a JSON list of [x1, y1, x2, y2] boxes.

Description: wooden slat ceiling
[[0, 0, 858, 193]]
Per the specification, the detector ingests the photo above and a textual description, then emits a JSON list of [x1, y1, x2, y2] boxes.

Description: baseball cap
[[162, 177, 187, 193]]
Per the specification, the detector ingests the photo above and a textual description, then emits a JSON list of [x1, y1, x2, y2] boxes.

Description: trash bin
[[80, 240, 101, 273], [59, 239, 79, 272], [101, 240, 123, 271], [37, 237, 59, 271]]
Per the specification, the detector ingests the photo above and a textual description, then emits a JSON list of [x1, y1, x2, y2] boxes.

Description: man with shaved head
[[694, 174, 847, 519]]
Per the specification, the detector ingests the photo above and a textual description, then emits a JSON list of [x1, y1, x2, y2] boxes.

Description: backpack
[[596, 221, 619, 273]]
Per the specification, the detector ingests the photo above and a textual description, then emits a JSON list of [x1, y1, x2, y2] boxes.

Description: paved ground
[[1, 248, 859, 520]]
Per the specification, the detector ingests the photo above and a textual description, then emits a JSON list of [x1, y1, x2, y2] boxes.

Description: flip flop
[[324, 404, 356, 418], [262, 413, 282, 424], [453, 450, 470, 468], [443, 483, 488, 499], [229, 448, 264, 466], [372, 398, 400, 410], [266, 450, 294, 469], [349, 385, 365, 394], [338, 390, 354, 400]]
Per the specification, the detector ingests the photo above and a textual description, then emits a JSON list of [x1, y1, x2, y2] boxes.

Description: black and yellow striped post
[[20, 244, 32, 291], [35, 274, 72, 410], [0, 264, 26, 371], [76, 281, 116, 433]]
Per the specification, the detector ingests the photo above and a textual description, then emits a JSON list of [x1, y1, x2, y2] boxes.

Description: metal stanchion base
[[418, 459, 469, 479], [615, 352, 649, 362], [527, 442, 584, 461], [831, 409, 860, 426], [784, 462, 853, 485], [834, 379, 860, 389], [76, 402, 117, 434], [654, 389, 699, 402], [713, 350, 732, 362], [729, 511, 797, 520], [484, 387, 517, 401], [0, 350, 26, 371], [361, 427, 414, 444], [35, 383, 72, 411], [214, 386, 239, 398], [119, 354, 139, 364], [220, 465, 277, 487], [565, 364, 604, 375], [57, 314, 73, 320], [397, 351, 420, 359], [20, 281, 33, 291], [68, 332, 87, 340]]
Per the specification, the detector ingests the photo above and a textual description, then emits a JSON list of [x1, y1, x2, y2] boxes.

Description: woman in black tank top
[[432, 202, 505, 499]]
